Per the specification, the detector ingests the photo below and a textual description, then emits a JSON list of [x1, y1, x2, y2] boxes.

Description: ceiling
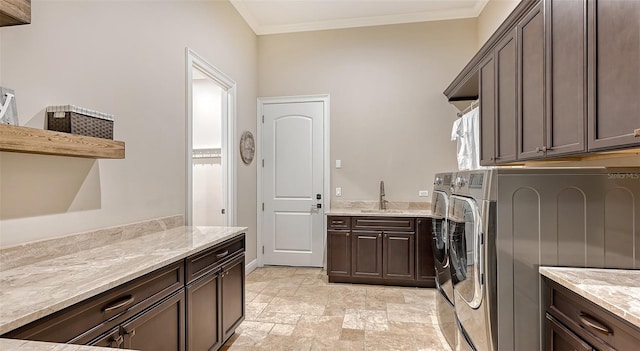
[[230, 0, 490, 35]]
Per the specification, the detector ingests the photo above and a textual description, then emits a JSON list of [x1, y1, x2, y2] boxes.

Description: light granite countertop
[[326, 208, 433, 217], [0, 338, 134, 351], [0, 226, 247, 335], [539, 266, 640, 328]]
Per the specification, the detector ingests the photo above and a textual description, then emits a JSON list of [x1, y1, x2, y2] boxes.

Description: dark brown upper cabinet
[[587, 0, 640, 151], [545, 0, 588, 157], [517, 2, 546, 161], [479, 55, 497, 166], [445, 0, 639, 163], [0, 0, 31, 26], [495, 29, 518, 164]]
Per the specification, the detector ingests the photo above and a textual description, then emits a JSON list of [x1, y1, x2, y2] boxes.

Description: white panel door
[[262, 101, 324, 267]]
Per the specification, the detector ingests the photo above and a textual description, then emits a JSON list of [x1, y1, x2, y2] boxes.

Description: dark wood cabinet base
[[328, 275, 435, 288], [327, 216, 436, 289]]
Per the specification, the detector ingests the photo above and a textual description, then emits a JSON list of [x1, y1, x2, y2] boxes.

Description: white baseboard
[[245, 258, 258, 275]]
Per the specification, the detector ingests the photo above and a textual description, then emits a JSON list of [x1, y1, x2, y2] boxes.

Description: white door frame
[[186, 48, 237, 226], [256, 94, 330, 267]]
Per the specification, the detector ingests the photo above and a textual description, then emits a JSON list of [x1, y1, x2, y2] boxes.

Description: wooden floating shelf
[[0, 124, 125, 159]]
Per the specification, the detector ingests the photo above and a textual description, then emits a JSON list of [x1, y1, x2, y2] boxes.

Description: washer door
[[449, 195, 483, 309]]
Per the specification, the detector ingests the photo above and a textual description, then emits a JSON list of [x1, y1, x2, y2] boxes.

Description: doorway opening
[[186, 48, 236, 226]]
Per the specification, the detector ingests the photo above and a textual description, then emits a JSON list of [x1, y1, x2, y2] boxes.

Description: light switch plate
[[418, 190, 429, 197], [336, 160, 342, 168], [336, 187, 342, 196]]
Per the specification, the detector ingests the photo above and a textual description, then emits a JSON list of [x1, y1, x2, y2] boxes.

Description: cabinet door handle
[[346, 232, 350, 237], [579, 312, 612, 336], [102, 295, 135, 313], [216, 250, 229, 258], [378, 233, 382, 238]]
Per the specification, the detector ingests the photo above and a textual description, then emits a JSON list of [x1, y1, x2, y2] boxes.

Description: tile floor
[[221, 267, 453, 351]]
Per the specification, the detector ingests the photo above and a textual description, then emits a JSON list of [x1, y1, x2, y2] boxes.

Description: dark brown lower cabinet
[[186, 252, 245, 351], [3, 233, 246, 351], [327, 216, 435, 287], [88, 291, 186, 351], [327, 230, 351, 277], [186, 271, 221, 351], [545, 278, 640, 351], [416, 218, 436, 287], [382, 231, 414, 280], [351, 230, 383, 279], [546, 313, 594, 351], [220, 254, 245, 342]]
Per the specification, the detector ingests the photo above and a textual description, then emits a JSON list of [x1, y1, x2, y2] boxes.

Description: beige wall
[[258, 20, 478, 203], [0, 1, 259, 263], [477, 0, 520, 48]]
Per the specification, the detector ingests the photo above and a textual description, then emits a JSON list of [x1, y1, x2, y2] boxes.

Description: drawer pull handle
[[216, 250, 230, 258], [102, 295, 135, 313], [579, 312, 612, 336]]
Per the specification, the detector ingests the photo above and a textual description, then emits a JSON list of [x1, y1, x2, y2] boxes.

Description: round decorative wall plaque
[[240, 131, 255, 165]]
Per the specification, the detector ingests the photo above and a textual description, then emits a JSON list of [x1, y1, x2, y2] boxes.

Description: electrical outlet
[[336, 187, 342, 196], [418, 190, 429, 197]]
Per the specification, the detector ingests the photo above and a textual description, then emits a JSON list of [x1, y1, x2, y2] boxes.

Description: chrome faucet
[[379, 180, 387, 210]]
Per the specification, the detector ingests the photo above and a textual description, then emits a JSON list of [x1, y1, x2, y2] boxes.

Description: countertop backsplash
[[0, 215, 184, 271]]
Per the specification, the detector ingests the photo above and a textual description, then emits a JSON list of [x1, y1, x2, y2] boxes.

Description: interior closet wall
[[192, 79, 224, 226]]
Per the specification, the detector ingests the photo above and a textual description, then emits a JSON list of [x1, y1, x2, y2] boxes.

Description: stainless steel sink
[[359, 209, 404, 213]]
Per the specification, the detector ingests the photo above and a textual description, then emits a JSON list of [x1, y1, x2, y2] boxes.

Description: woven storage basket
[[46, 105, 114, 139]]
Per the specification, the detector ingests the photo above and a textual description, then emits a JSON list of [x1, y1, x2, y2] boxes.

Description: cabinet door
[[351, 231, 383, 279], [545, 0, 587, 157], [186, 271, 221, 351], [517, 2, 546, 161], [122, 291, 186, 351], [382, 231, 415, 280], [479, 54, 496, 166], [546, 313, 594, 351], [416, 218, 435, 285], [588, 0, 640, 150], [220, 254, 245, 342], [327, 230, 351, 277], [495, 29, 518, 164]]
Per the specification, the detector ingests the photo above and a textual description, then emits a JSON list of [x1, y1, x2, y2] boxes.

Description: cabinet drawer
[[546, 280, 640, 351], [328, 216, 350, 229], [352, 217, 414, 231], [4, 261, 184, 344], [186, 234, 245, 283], [546, 313, 594, 351]]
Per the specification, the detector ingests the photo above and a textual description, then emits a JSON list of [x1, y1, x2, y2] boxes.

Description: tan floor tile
[[270, 323, 296, 336], [240, 267, 450, 351], [255, 311, 302, 324], [258, 335, 313, 351], [340, 328, 365, 342], [311, 338, 366, 350], [322, 304, 346, 317], [386, 302, 435, 324], [365, 330, 417, 351], [343, 309, 389, 331], [262, 296, 326, 315], [292, 315, 344, 340], [245, 302, 268, 321]]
